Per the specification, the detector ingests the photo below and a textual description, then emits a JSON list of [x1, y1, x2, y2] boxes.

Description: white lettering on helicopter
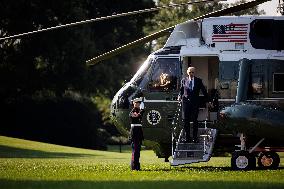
[[147, 110, 161, 125]]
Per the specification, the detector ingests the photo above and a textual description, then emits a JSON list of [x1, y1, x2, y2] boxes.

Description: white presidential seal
[[147, 110, 161, 125]]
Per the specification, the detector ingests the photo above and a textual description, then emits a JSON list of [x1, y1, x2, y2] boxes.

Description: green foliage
[[0, 0, 156, 146], [0, 136, 284, 189], [107, 136, 129, 145], [0, 95, 107, 149], [91, 93, 129, 142], [91, 94, 112, 125], [226, 0, 266, 16], [0, 0, 155, 100], [0, 0, 90, 98]]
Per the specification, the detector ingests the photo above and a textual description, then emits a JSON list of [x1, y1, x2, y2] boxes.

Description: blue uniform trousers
[[131, 141, 141, 170]]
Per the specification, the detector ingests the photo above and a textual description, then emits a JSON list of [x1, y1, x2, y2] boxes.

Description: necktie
[[189, 80, 193, 91]]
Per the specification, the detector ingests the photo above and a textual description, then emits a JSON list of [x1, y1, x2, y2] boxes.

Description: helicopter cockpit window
[[273, 73, 284, 93], [130, 58, 152, 86], [148, 58, 179, 91]]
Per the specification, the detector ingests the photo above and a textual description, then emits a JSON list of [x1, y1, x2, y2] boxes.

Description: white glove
[[139, 102, 145, 110]]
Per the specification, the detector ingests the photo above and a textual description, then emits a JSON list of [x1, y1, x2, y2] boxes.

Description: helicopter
[[101, 0, 284, 170], [2, 0, 283, 170]]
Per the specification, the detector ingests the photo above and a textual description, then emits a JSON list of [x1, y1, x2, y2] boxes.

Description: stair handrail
[[171, 100, 182, 157]]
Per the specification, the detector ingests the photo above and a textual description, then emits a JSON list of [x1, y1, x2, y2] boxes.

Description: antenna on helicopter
[[86, 0, 271, 66], [0, 0, 217, 42]]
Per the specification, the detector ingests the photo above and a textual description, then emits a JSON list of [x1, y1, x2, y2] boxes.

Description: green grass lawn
[[0, 135, 283, 189]]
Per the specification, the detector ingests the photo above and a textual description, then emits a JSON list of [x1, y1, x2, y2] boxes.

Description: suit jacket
[[179, 76, 208, 107]]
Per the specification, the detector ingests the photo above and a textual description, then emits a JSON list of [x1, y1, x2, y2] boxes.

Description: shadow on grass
[[143, 165, 284, 172], [173, 166, 232, 171], [0, 179, 283, 189], [0, 145, 97, 158], [177, 165, 284, 171], [141, 166, 231, 172]]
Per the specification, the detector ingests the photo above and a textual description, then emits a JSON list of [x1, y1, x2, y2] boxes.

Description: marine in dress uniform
[[129, 97, 144, 170]]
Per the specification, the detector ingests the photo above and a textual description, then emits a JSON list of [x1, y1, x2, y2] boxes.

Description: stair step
[[174, 151, 204, 158], [176, 143, 203, 150], [174, 156, 204, 160], [175, 149, 204, 152], [178, 135, 210, 143], [171, 158, 205, 166], [178, 142, 203, 144], [171, 128, 217, 166]]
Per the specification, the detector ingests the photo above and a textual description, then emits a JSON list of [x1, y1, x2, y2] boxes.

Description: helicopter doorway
[[182, 56, 219, 122]]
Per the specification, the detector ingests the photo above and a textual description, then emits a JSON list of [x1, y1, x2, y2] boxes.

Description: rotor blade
[[0, 0, 212, 41], [86, 0, 271, 66], [86, 27, 174, 65]]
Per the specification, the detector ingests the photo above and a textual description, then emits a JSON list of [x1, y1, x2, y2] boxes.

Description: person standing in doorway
[[129, 98, 144, 170], [178, 67, 208, 143]]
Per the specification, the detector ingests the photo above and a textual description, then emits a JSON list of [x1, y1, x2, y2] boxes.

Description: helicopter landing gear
[[257, 151, 280, 169], [231, 135, 282, 170], [231, 133, 256, 170], [231, 150, 256, 170]]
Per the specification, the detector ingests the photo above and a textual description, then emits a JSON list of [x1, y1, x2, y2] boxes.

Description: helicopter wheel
[[257, 151, 280, 169], [231, 150, 256, 170]]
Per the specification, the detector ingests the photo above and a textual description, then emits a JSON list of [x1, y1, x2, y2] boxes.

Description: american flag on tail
[[212, 23, 248, 42]]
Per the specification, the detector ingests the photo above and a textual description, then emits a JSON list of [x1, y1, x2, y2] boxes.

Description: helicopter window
[[148, 58, 179, 91], [251, 76, 263, 94], [273, 73, 284, 93], [275, 20, 284, 50], [220, 61, 239, 80], [250, 19, 273, 50], [250, 19, 284, 50]]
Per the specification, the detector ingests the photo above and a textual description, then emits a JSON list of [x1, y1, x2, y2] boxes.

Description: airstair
[[171, 102, 217, 166]]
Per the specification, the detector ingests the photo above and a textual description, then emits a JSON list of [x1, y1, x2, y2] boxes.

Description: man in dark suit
[[178, 67, 208, 143]]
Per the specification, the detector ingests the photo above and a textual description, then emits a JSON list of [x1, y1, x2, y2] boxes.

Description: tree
[[0, 0, 91, 98], [86, 0, 155, 97], [0, 0, 155, 100], [0, 0, 155, 148], [226, 0, 265, 16]]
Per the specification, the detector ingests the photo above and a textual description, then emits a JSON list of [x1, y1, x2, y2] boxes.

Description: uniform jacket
[[129, 107, 144, 143]]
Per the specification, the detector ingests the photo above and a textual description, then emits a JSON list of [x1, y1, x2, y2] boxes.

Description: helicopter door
[[184, 56, 219, 122]]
